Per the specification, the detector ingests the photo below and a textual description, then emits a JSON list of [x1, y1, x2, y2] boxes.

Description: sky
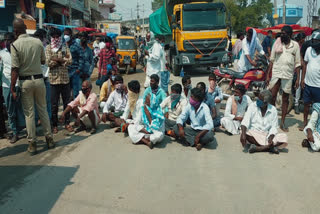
[[115, 0, 320, 24]]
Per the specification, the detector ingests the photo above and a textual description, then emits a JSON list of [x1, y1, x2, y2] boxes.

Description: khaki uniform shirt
[[270, 40, 301, 80], [11, 34, 45, 76]]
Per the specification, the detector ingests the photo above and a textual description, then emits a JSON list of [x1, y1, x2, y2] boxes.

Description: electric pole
[[39, 0, 43, 29], [282, 0, 286, 24], [274, 0, 278, 25], [142, 4, 145, 37], [136, 0, 140, 37]]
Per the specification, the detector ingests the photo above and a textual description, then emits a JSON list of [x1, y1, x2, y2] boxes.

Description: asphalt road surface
[[0, 67, 319, 214]]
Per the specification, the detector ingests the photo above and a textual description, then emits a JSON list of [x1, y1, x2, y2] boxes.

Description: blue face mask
[[75, 38, 81, 44], [234, 96, 240, 101], [161, 43, 165, 47], [256, 99, 264, 108]]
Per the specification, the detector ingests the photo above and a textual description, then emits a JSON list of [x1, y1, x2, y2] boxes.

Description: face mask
[[161, 43, 165, 47], [75, 38, 81, 44], [186, 84, 192, 90], [81, 88, 89, 94], [115, 83, 123, 90], [171, 93, 180, 101], [150, 83, 158, 90], [111, 75, 116, 81], [256, 99, 265, 108], [234, 96, 240, 101], [280, 35, 290, 43], [64, 35, 70, 42], [189, 97, 201, 108]]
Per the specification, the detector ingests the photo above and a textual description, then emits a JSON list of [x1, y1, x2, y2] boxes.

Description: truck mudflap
[[177, 51, 228, 66]]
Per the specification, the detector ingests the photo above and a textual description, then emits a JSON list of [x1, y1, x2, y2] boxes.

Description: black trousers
[[0, 86, 6, 134], [51, 83, 71, 127], [173, 124, 215, 146]]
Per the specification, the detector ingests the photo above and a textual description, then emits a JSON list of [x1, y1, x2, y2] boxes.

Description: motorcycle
[[212, 54, 269, 99]]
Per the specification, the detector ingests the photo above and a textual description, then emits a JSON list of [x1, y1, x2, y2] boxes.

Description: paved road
[[0, 67, 319, 214]]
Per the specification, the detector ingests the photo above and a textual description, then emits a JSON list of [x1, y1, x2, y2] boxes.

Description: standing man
[[0, 32, 25, 143], [10, 19, 54, 155], [64, 28, 84, 98], [262, 30, 273, 57], [300, 31, 320, 130], [144, 35, 164, 88], [266, 25, 301, 132], [79, 32, 94, 82]]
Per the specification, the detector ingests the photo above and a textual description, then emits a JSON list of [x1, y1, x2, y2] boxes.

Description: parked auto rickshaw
[[116, 36, 137, 74]]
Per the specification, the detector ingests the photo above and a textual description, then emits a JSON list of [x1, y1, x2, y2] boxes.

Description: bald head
[[13, 19, 26, 36]]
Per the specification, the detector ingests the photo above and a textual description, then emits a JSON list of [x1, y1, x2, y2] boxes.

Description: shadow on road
[[0, 165, 79, 213]]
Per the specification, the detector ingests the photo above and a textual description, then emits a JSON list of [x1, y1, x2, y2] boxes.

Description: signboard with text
[[0, 0, 5, 8]]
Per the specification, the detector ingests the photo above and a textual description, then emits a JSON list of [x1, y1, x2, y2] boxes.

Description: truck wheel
[[126, 65, 130, 75], [172, 58, 181, 76]]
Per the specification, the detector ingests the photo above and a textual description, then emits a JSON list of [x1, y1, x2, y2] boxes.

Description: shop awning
[[246, 24, 314, 36]]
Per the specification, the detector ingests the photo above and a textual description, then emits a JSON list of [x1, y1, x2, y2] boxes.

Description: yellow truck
[[150, 0, 229, 75]]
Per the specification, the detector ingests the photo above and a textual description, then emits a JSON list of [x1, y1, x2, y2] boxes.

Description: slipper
[[298, 125, 306, 132], [248, 144, 257, 154], [280, 123, 289, 132], [195, 143, 203, 151], [301, 139, 310, 148], [269, 146, 279, 154]]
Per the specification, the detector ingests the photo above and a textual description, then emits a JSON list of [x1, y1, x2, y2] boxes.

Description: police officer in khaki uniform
[[10, 19, 54, 155]]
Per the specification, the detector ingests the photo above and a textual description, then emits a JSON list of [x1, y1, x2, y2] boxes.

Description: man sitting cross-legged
[[112, 80, 143, 133], [240, 90, 288, 154], [160, 83, 187, 135], [302, 103, 320, 151], [220, 84, 252, 135], [171, 88, 216, 151], [60, 80, 100, 134], [101, 75, 128, 125], [127, 93, 165, 149]]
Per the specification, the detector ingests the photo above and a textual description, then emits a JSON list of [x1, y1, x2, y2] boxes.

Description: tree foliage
[[217, 0, 273, 33]]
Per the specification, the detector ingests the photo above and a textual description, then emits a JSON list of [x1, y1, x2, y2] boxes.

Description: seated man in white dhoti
[[221, 84, 252, 135], [240, 90, 288, 154], [127, 93, 165, 149], [113, 80, 143, 133], [302, 103, 320, 151]]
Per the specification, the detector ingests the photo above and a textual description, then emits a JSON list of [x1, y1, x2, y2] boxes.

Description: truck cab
[[169, 2, 229, 75]]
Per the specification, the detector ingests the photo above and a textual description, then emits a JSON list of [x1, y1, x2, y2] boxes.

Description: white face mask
[[64, 35, 70, 42]]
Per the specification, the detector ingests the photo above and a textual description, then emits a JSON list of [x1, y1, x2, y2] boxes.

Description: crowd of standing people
[[0, 19, 320, 155]]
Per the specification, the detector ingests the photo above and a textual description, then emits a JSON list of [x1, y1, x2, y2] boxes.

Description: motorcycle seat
[[226, 70, 247, 79]]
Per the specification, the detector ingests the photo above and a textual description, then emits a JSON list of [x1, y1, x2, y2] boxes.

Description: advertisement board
[[0, 0, 5, 8]]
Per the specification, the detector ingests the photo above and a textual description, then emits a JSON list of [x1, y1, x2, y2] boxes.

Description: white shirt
[[270, 40, 301, 80], [304, 47, 320, 88], [160, 96, 188, 121], [121, 98, 143, 124], [237, 38, 264, 72], [305, 110, 319, 134], [103, 90, 128, 113], [160, 48, 167, 72], [241, 102, 279, 137], [146, 41, 163, 75], [224, 95, 252, 119], [0, 48, 12, 88]]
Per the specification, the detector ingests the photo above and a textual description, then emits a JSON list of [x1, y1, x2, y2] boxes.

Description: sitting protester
[[113, 80, 143, 133], [172, 88, 216, 151], [240, 90, 288, 154], [207, 73, 223, 115], [143, 74, 167, 105], [196, 82, 219, 128], [59, 80, 100, 134], [99, 69, 117, 108], [102, 75, 128, 123], [182, 75, 192, 100], [302, 103, 320, 151], [160, 83, 187, 134], [220, 84, 252, 135], [127, 93, 165, 149]]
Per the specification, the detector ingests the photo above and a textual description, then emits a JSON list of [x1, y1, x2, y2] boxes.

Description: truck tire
[[172, 58, 181, 76]]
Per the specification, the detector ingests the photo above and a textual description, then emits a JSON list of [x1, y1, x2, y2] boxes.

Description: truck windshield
[[183, 9, 226, 31], [118, 39, 135, 50]]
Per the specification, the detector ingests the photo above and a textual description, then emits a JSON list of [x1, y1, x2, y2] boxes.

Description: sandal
[[65, 124, 74, 132], [53, 127, 58, 134], [195, 143, 203, 151]]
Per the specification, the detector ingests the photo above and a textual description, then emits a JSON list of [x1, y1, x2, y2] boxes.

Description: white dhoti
[[246, 130, 288, 149], [304, 130, 320, 151], [128, 124, 164, 145], [79, 108, 100, 128], [100, 101, 106, 109], [221, 117, 241, 135]]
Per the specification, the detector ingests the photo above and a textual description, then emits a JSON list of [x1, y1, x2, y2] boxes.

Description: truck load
[[149, 0, 229, 76]]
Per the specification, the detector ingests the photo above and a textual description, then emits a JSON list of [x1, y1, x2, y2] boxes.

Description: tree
[[152, 0, 163, 12], [217, 0, 273, 33]]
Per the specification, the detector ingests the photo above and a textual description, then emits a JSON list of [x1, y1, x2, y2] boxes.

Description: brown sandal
[[65, 125, 74, 132], [53, 127, 58, 134]]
